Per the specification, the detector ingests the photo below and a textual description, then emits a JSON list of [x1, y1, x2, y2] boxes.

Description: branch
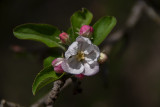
[[103, 0, 160, 54], [45, 79, 64, 106], [143, 1, 160, 24], [0, 99, 23, 107], [31, 78, 72, 107]]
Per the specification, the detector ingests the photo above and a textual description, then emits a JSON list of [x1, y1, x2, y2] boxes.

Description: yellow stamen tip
[[76, 51, 85, 61]]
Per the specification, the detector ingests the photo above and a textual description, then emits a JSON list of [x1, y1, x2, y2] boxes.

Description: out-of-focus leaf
[[13, 23, 65, 50], [70, 8, 93, 41], [92, 16, 117, 45], [67, 27, 74, 42]]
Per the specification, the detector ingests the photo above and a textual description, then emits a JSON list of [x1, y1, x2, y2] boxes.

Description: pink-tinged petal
[[75, 74, 85, 79], [52, 58, 64, 73], [54, 64, 64, 73], [59, 32, 69, 44], [52, 58, 64, 67], [61, 56, 84, 74], [83, 62, 99, 76], [79, 25, 93, 37], [52, 59, 57, 66], [65, 41, 78, 59]]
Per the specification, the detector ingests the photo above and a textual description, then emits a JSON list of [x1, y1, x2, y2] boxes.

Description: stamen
[[76, 51, 85, 61]]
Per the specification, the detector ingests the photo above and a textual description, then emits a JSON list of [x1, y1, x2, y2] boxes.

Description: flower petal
[[54, 64, 64, 73], [83, 61, 99, 76], [61, 56, 84, 74], [65, 41, 78, 59], [76, 36, 93, 53], [93, 45, 100, 58], [76, 36, 91, 44], [83, 44, 94, 55], [85, 45, 100, 64]]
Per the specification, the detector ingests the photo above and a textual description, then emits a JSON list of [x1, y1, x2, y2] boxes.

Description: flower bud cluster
[[59, 25, 93, 45], [52, 25, 107, 78]]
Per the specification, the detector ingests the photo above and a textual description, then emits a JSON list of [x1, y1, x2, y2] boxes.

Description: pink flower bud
[[59, 32, 69, 44], [75, 74, 85, 79], [79, 25, 93, 37], [98, 52, 108, 64], [52, 58, 64, 73]]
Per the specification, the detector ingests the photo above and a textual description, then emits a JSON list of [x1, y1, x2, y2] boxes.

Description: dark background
[[1, 0, 160, 107]]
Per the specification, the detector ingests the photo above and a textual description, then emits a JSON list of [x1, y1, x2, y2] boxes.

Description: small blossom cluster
[[52, 25, 107, 79]]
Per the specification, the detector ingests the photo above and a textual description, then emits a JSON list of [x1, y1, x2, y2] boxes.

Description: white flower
[[61, 36, 100, 76]]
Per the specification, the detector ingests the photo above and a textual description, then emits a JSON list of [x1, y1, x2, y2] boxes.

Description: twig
[[45, 79, 64, 106], [143, 2, 160, 24], [105, 1, 145, 49], [31, 78, 72, 107], [104, 0, 160, 54], [0, 99, 23, 107]]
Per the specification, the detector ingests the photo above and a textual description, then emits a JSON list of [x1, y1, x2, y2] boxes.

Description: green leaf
[[32, 65, 64, 95], [67, 27, 73, 36], [43, 56, 55, 67], [13, 23, 65, 50], [92, 16, 117, 45], [71, 8, 93, 41], [66, 27, 74, 42]]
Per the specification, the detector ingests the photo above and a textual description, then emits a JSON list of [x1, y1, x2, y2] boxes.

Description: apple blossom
[[61, 36, 100, 76]]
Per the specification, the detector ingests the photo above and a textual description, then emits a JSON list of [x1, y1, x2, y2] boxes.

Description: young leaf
[[32, 65, 64, 95], [92, 16, 117, 45], [43, 56, 55, 68], [13, 23, 65, 50], [70, 8, 93, 41]]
